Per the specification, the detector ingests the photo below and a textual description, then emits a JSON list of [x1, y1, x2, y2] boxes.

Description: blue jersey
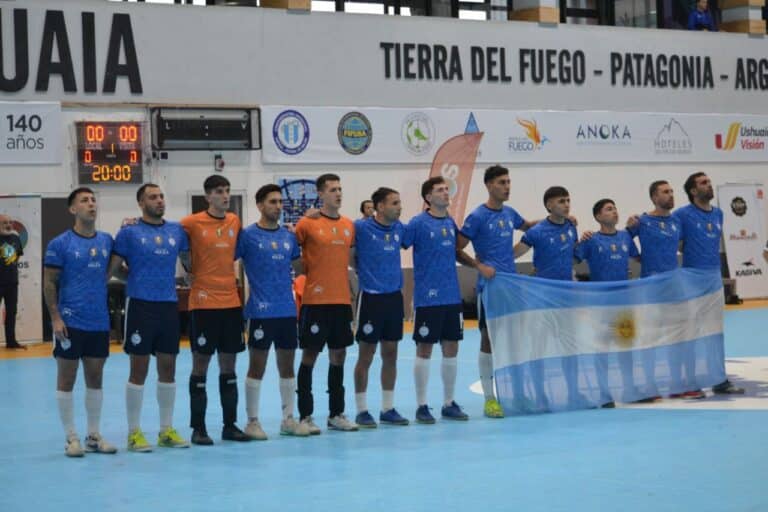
[[627, 213, 681, 277], [460, 204, 525, 291], [113, 220, 189, 302], [236, 224, 300, 319], [674, 204, 723, 270], [520, 219, 578, 281], [402, 212, 461, 308], [44, 230, 113, 331], [354, 217, 404, 294], [575, 231, 639, 282]]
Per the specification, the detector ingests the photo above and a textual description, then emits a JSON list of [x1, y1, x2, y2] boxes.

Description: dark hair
[[543, 186, 569, 208], [359, 200, 373, 214], [484, 165, 509, 184], [316, 173, 340, 192], [136, 183, 160, 203], [592, 198, 615, 218], [684, 172, 707, 203], [203, 174, 230, 194], [255, 184, 282, 204], [421, 176, 446, 205], [371, 188, 398, 209], [649, 180, 669, 200], [67, 187, 94, 207]]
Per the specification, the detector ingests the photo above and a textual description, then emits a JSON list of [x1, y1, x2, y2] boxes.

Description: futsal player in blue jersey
[[236, 184, 311, 439], [110, 184, 191, 451], [352, 187, 410, 428], [43, 188, 117, 457], [402, 177, 468, 423], [626, 181, 681, 277], [456, 166, 537, 418], [676, 172, 744, 395]]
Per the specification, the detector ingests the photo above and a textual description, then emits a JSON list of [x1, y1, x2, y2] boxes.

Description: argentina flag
[[481, 269, 726, 413]]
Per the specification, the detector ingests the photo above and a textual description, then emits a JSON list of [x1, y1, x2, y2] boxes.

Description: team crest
[[418, 325, 430, 337], [394, 234, 400, 242], [101, 249, 108, 258], [271, 241, 279, 250], [229, 229, 235, 238], [622, 244, 628, 252], [332, 227, 338, 235], [610, 244, 617, 252], [197, 334, 207, 346], [707, 223, 713, 232], [385, 234, 391, 242], [442, 228, 447, 237], [310, 323, 320, 335], [253, 328, 265, 340], [130, 331, 142, 345], [216, 228, 222, 237], [560, 234, 566, 242], [498, 220, 505, 229], [89, 247, 98, 257], [363, 322, 374, 335], [344, 229, 350, 237], [154, 236, 163, 245], [660, 222, 666, 230], [283, 242, 291, 250], [169, 237, 176, 247]]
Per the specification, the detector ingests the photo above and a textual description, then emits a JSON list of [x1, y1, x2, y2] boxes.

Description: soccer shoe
[[245, 420, 268, 441], [5, 341, 27, 350], [280, 417, 311, 437], [328, 414, 359, 432], [222, 424, 251, 442], [158, 427, 190, 448], [191, 428, 214, 446], [84, 433, 117, 454], [415, 405, 436, 424], [300, 417, 322, 436], [633, 396, 662, 404], [601, 401, 616, 409], [127, 429, 153, 452], [441, 401, 469, 421], [354, 411, 378, 429], [682, 390, 706, 400], [379, 408, 409, 426], [65, 433, 85, 458], [712, 381, 745, 395], [483, 398, 504, 418]]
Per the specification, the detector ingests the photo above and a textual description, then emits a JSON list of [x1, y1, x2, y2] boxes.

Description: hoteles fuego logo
[[715, 122, 768, 151]]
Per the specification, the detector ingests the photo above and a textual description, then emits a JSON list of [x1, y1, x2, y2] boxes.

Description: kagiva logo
[[736, 258, 763, 277]]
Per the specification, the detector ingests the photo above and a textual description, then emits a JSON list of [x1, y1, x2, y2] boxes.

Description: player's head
[[684, 172, 713, 203], [136, 183, 165, 220], [371, 187, 401, 223], [359, 200, 374, 218], [649, 180, 674, 210], [593, 198, 618, 227], [203, 174, 231, 212], [0, 214, 12, 234], [316, 173, 342, 210], [484, 165, 510, 202], [543, 186, 570, 217], [255, 184, 283, 223], [697, 0, 708, 11], [67, 187, 97, 222], [421, 176, 449, 209]]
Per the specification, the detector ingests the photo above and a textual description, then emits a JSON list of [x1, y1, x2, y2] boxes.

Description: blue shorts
[[355, 291, 404, 344], [247, 317, 298, 351], [124, 298, 180, 355], [189, 307, 246, 355], [299, 304, 354, 351], [53, 328, 110, 360], [412, 304, 464, 344]]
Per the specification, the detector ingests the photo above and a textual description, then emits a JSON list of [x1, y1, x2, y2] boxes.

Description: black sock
[[189, 375, 207, 430], [297, 364, 314, 420], [219, 373, 238, 427], [328, 364, 344, 418]]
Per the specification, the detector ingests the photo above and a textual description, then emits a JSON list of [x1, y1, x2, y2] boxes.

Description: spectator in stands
[[688, 0, 717, 31]]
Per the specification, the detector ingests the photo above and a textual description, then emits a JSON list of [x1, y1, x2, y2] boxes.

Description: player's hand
[[121, 217, 139, 227], [580, 230, 594, 242], [304, 208, 321, 219], [626, 214, 640, 229], [52, 317, 68, 342], [284, 223, 296, 233], [568, 215, 579, 226], [477, 263, 496, 280], [184, 273, 195, 287]]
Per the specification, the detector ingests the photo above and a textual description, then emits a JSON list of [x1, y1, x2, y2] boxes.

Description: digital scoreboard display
[[75, 122, 143, 184]]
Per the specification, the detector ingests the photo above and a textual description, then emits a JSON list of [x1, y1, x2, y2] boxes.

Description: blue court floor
[[1, 309, 767, 512]]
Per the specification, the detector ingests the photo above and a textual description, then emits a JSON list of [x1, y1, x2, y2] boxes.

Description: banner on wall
[[0, 195, 43, 343], [718, 183, 768, 299], [261, 106, 768, 165], [0, 102, 62, 165]]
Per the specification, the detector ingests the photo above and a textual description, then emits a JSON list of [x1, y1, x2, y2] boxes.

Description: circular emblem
[[401, 112, 435, 156], [273, 110, 310, 155], [362, 322, 374, 335], [731, 196, 747, 217], [101, 249, 108, 258], [197, 334, 207, 346], [58, 337, 71, 351], [612, 311, 636, 348], [310, 323, 320, 335], [337, 112, 372, 155], [229, 229, 235, 238], [253, 328, 265, 340], [168, 237, 176, 247], [418, 325, 430, 338], [130, 331, 142, 346], [89, 247, 98, 257], [154, 236, 163, 245]]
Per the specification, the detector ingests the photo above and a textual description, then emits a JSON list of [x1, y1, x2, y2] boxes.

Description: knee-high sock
[[414, 357, 430, 406], [441, 357, 458, 406], [279, 378, 296, 419], [189, 375, 207, 430], [328, 364, 345, 417], [85, 387, 103, 435], [245, 377, 262, 421], [126, 383, 144, 432], [57, 390, 75, 437], [297, 364, 314, 420], [157, 382, 176, 430], [219, 373, 238, 427], [478, 352, 495, 400]]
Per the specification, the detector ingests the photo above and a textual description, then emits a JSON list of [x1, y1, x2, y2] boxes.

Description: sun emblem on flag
[[612, 311, 636, 348]]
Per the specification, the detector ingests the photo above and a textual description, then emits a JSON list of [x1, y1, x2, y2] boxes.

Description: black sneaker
[[601, 401, 616, 409], [191, 429, 214, 446], [5, 341, 27, 350], [712, 381, 745, 395], [222, 424, 251, 442]]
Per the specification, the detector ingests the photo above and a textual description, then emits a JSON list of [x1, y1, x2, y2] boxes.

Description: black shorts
[[189, 307, 245, 355], [247, 317, 298, 351], [412, 304, 464, 344], [299, 304, 354, 351], [355, 291, 404, 344], [53, 328, 110, 360], [124, 298, 180, 356]]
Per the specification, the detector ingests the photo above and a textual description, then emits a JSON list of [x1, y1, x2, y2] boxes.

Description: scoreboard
[[75, 121, 144, 184]]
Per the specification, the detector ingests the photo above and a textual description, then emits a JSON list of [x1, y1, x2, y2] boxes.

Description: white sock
[[382, 390, 394, 412], [279, 378, 295, 420], [442, 357, 458, 406], [414, 357, 430, 406], [355, 392, 367, 414], [126, 382, 144, 432], [245, 377, 262, 421], [85, 388, 103, 435], [479, 351, 496, 400], [157, 382, 176, 430], [57, 390, 75, 437]]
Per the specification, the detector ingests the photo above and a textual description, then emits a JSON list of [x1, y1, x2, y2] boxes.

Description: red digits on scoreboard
[[86, 125, 104, 142]]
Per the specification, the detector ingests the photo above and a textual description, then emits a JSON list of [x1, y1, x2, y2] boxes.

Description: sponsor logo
[[736, 258, 763, 277], [731, 196, 748, 217], [401, 112, 434, 155], [576, 123, 632, 145], [508, 118, 549, 152], [338, 112, 373, 155], [715, 122, 768, 151], [654, 118, 692, 155], [273, 110, 310, 155], [729, 229, 758, 241]]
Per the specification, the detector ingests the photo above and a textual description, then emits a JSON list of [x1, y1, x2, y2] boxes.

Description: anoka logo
[[576, 124, 632, 145], [736, 258, 763, 277]]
